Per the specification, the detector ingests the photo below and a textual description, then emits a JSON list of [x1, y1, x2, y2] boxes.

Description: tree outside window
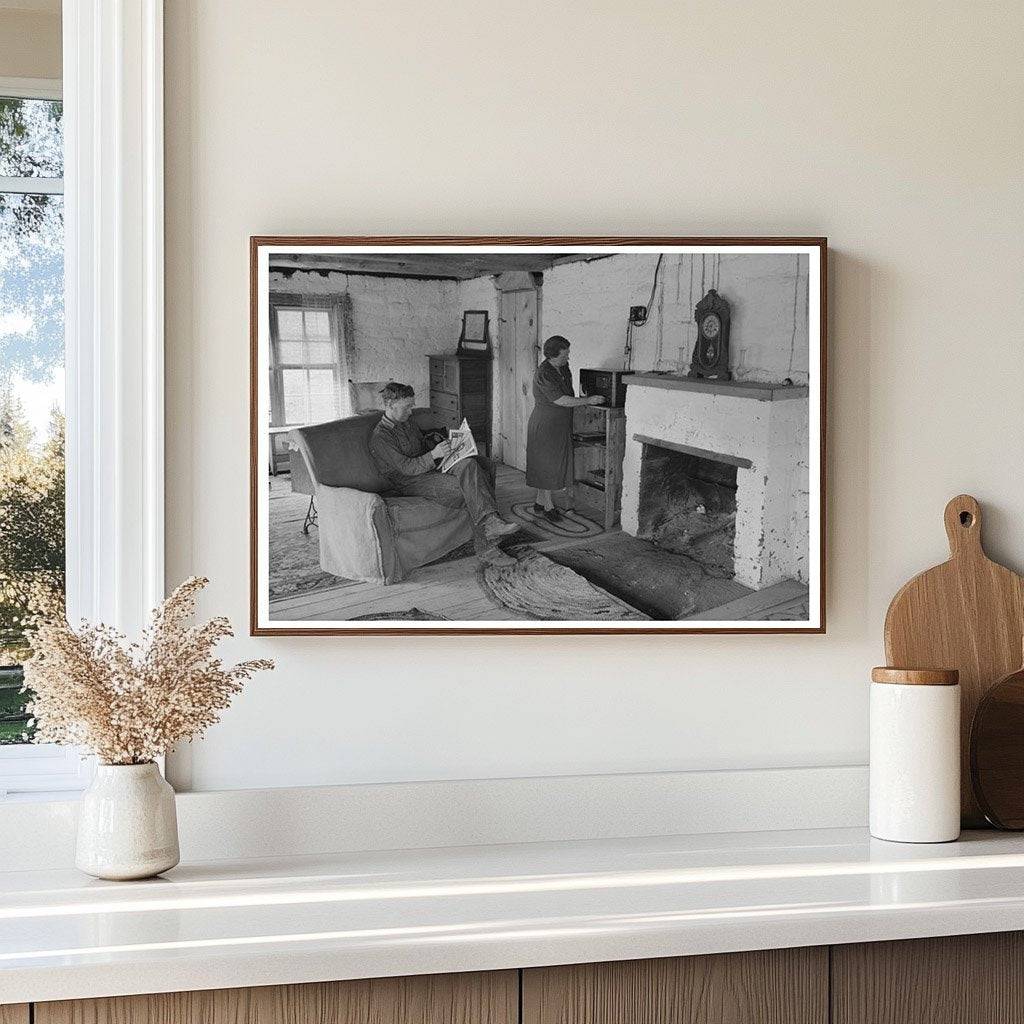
[[0, 95, 65, 744]]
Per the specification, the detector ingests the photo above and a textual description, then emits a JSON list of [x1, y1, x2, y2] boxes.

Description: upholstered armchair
[[288, 410, 476, 585]]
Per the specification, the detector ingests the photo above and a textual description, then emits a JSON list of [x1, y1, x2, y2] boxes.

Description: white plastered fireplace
[[621, 375, 810, 590]]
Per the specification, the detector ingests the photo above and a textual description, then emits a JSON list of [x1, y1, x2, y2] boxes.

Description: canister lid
[[871, 666, 959, 686]]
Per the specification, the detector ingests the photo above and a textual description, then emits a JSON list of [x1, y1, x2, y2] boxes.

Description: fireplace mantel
[[621, 374, 809, 590], [622, 373, 808, 402]]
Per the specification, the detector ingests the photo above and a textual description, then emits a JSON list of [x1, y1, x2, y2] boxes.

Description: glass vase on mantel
[[76, 762, 180, 880]]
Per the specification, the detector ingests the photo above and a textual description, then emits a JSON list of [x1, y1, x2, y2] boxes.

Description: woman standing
[[525, 335, 603, 522]]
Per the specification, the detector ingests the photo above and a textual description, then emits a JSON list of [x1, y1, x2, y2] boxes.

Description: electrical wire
[[788, 254, 801, 373], [622, 254, 664, 369], [640, 254, 664, 323]]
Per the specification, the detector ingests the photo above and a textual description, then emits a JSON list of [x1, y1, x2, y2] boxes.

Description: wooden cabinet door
[[0, 1006, 29, 1024], [36, 971, 517, 1024], [832, 932, 1024, 1024], [523, 948, 828, 1024]]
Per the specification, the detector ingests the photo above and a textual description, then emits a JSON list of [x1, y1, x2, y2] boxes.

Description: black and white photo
[[251, 239, 825, 634]]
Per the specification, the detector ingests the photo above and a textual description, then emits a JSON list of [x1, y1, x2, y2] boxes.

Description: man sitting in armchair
[[369, 383, 519, 566]]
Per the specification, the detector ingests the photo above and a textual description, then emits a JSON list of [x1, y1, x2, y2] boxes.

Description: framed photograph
[[250, 237, 826, 635]]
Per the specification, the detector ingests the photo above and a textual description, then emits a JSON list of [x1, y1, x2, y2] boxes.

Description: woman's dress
[[526, 359, 575, 490]]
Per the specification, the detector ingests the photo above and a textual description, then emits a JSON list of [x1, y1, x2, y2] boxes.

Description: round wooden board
[[970, 664, 1024, 829]]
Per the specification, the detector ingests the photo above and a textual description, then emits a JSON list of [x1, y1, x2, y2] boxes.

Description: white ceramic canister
[[869, 667, 961, 843], [76, 762, 180, 880]]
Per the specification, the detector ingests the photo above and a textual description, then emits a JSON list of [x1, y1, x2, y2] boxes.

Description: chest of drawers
[[428, 354, 492, 456]]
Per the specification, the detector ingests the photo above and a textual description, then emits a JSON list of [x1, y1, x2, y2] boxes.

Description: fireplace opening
[[637, 443, 738, 577]]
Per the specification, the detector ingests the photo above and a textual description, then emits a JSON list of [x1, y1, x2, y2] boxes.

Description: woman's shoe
[[543, 507, 563, 523]]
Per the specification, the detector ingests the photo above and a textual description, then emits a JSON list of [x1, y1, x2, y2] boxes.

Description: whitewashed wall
[[543, 253, 810, 386], [165, 0, 1024, 792], [269, 270, 460, 406]]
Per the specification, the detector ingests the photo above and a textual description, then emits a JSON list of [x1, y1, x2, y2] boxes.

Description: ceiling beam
[[266, 252, 607, 280]]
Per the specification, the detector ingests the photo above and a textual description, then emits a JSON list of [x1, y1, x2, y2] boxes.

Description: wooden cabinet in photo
[[572, 405, 626, 531], [522, 948, 828, 1024], [0, 1006, 29, 1024], [428, 354, 492, 457], [831, 932, 1024, 1024], [34, 971, 518, 1024]]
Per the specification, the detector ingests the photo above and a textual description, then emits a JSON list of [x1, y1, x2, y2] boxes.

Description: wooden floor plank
[[302, 571, 494, 621], [273, 556, 482, 617], [685, 579, 809, 621], [271, 581, 361, 614]]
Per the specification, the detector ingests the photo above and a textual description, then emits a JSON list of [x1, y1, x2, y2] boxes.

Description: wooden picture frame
[[251, 237, 827, 636]]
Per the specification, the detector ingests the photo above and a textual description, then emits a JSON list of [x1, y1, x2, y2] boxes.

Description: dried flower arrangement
[[22, 576, 273, 765]]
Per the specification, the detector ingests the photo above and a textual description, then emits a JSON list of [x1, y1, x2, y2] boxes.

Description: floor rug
[[268, 492, 347, 601], [480, 547, 648, 621], [543, 531, 751, 620], [508, 502, 604, 540], [350, 608, 450, 622]]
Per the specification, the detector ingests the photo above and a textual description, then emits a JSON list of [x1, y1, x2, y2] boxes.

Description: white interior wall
[[164, 0, 1024, 792], [543, 253, 810, 386], [0, 6, 61, 80]]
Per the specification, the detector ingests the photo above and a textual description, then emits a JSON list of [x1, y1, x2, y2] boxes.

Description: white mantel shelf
[[6, 827, 1024, 1004], [622, 373, 809, 401]]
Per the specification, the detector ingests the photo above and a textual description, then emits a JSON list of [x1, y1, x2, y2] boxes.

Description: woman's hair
[[543, 335, 570, 359], [379, 381, 415, 403]]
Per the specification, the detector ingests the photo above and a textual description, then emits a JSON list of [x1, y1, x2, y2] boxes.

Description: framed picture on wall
[[250, 236, 827, 635]]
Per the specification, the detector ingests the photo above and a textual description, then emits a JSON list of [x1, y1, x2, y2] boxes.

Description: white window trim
[[0, 744, 93, 800], [64, 0, 164, 635], [0, 2, 165, 798]]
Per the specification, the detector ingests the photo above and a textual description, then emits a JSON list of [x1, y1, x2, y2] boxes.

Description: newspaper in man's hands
[[439, 418, 478, 473]]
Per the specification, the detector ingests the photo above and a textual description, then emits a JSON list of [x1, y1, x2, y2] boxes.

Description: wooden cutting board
[[884, 494, 1024, 826]]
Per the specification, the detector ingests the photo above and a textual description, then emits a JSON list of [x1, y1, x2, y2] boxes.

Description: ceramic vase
[[76, 762, 180, 880]]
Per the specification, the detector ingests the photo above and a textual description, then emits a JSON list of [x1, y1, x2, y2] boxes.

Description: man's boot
[[481, 513, 519, 541], [479, 545, 516, 567]]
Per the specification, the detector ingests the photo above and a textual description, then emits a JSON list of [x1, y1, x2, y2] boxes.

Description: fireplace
[[621, 374, 809, 590], [637, 444, 738, 577]]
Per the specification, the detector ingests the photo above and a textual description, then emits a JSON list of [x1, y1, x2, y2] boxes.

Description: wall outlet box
[[629, 305, 647, 324]]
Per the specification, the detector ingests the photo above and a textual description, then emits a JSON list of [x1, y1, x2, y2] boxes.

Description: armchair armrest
[[315, 485, 389, 584]]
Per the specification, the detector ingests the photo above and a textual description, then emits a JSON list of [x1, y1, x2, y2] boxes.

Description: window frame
[[0, 77, 63, 195], [0, 77, 63, 194], [0, 0, 165, 799], [268, 293, 348, 427]]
